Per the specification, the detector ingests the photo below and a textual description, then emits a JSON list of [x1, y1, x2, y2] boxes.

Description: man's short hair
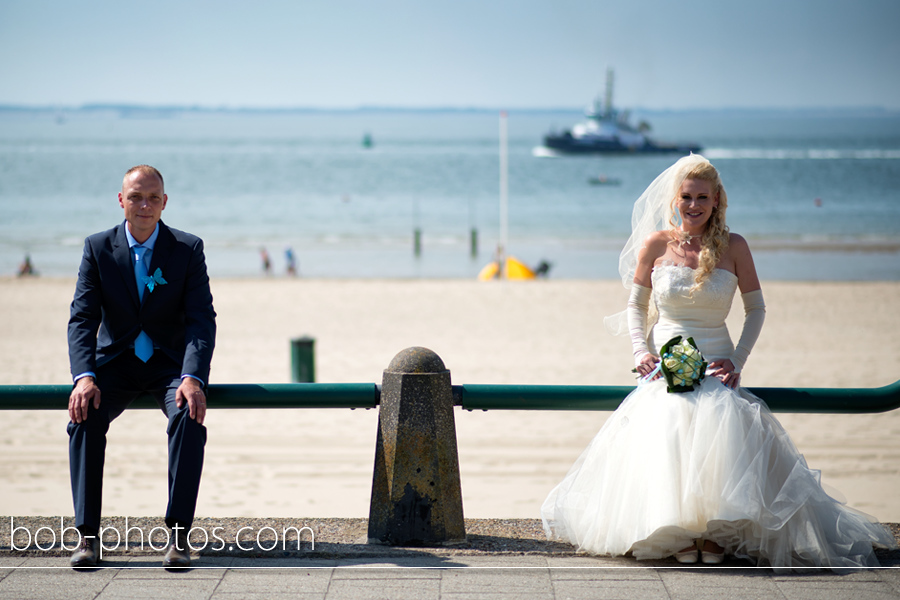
[[123, 165, 164, 188]]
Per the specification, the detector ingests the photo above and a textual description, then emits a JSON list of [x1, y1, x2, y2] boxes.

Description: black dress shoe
[[162, 530, 191, 568], [70, 536, 100, 568]]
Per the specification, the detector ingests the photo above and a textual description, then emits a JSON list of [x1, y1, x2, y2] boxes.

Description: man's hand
[[69, 377, 101, 423], [176, 377, 207, 425]]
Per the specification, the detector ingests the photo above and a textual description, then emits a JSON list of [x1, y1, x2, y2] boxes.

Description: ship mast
[[603, 68, 614, 119]]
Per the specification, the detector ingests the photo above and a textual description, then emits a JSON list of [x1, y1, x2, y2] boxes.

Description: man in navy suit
[[67, 165, 216, 568]]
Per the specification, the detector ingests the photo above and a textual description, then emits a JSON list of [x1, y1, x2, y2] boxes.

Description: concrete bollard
[[368, 347, 466, 546]]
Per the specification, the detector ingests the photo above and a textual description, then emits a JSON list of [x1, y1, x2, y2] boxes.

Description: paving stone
[[227, 557, 336, 569], [211, 594, 325, 600], [325, 578, 441, 600], [0, 564, 116, 600], [549, 565, 664, 581], [878, 568, 900, 595], [438, 594, 554, 600], [774, 580, 900, 600], [660, 568, 783, 588], [440, 569, 553, 594], [552, 579, 670, 600], [216, 568, 332, 594], [95, 578, 220, 599]]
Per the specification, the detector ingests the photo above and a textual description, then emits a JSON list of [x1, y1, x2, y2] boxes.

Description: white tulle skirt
[[541, 377, 896, 570]]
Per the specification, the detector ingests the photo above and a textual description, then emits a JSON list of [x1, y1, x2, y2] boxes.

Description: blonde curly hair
[[667, 159, 729, 292]]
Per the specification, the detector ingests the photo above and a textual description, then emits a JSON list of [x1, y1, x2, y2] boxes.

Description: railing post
[[367, 347, 466, 546]]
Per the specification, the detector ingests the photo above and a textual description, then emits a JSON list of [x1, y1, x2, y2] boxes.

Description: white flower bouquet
[[659, 336, 708, 393]]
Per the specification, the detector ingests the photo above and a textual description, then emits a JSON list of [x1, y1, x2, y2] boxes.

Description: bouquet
[[659, 336, 707, 393]]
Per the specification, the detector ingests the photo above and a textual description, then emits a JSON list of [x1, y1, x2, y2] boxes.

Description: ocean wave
[[745, 236, 900, 252], [705, 148, 900, 160]]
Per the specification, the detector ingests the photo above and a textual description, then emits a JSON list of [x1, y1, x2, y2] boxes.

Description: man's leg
[[67, 407, 109, 537], [160, 377, 207, 531], [67, 367, 133, 534], [67, 361, 134, 567], [67, 409, 108, 568], [155, 376, 206, 567]]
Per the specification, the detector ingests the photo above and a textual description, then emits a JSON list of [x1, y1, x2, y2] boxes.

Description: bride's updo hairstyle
[[668, 159, 730, 292]]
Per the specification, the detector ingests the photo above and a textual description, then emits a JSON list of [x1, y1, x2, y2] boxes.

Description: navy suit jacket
[[68, 220, 216, 384]]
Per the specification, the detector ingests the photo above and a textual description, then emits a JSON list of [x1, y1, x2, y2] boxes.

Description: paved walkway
[[2, 554, 899, 600]]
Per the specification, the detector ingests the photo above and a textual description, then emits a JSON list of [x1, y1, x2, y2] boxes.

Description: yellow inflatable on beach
[[477, 256, 536, 281]]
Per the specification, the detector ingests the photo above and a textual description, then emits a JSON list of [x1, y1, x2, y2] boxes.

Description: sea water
[[1, 108, 898, 280]]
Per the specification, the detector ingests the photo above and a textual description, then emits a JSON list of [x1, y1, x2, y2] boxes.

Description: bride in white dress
[[541, 154, 896, 569]]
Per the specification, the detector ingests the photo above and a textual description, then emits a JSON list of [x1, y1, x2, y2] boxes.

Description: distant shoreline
[[2, 105, 899, 118]]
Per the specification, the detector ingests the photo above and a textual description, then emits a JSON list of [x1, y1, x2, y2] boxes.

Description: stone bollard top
[[386, 347, 448, 374]]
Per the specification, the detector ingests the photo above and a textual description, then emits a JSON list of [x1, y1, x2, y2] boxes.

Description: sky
[[1, 0, 898, 110]]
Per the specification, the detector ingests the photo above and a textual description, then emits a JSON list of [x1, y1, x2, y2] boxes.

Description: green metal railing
[[1, 380, 898, 413], [0, 383, 379, 410], [454, 380, 900, 413]]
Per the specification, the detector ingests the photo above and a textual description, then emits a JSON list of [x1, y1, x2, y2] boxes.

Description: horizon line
[[1, 103, 898, 116]]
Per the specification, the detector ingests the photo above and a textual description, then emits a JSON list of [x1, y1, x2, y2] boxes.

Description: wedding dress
[[541, 263, 896, 569]]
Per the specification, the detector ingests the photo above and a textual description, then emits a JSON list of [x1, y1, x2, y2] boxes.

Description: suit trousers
[[67, 352, 207, 533]]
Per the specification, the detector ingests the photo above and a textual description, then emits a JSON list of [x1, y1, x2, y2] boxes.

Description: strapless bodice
[[650, 264, 738, 360]]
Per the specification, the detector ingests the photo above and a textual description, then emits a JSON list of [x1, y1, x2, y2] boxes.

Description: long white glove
[[627, 284, 652, 365], [731, 289, 766, 372]]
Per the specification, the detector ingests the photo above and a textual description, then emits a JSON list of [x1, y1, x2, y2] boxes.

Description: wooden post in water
[[413, 196, 422, 257]]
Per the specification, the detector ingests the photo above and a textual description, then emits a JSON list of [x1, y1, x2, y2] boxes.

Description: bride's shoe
[[699, 540, 725, 565], [674, 544, 699, 564]]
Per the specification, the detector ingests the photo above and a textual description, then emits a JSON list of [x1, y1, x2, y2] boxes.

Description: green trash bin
[[290, 336, 315, 383]]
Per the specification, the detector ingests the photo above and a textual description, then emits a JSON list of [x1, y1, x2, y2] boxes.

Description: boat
[[541, 69, 701, 155], [588, 175, 621, 186]]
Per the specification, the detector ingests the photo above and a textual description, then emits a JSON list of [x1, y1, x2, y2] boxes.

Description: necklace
[[673, 230, 702, 248]]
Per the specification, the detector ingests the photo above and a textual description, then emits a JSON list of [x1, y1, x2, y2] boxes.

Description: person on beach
[[260, 247, 271, 275], [285, 246, 297, 276], [541, 154, 896, 569], [67, 165, 216, 568], [17, 253, 37, 277]]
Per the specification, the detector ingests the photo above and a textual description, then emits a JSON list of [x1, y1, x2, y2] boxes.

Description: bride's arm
[[630, 233, 667, 378], [628, 284, 655, 375], [732, 290, 766, 372], [710, 234, 765, 386], [732, 233, 761, 295], [730, 234, 765, 371]]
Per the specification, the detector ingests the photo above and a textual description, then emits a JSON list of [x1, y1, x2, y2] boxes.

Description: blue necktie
[[133, 245, 154, 362]]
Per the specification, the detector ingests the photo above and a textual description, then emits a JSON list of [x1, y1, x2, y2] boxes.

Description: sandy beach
[[1, 276, 899, 524]]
